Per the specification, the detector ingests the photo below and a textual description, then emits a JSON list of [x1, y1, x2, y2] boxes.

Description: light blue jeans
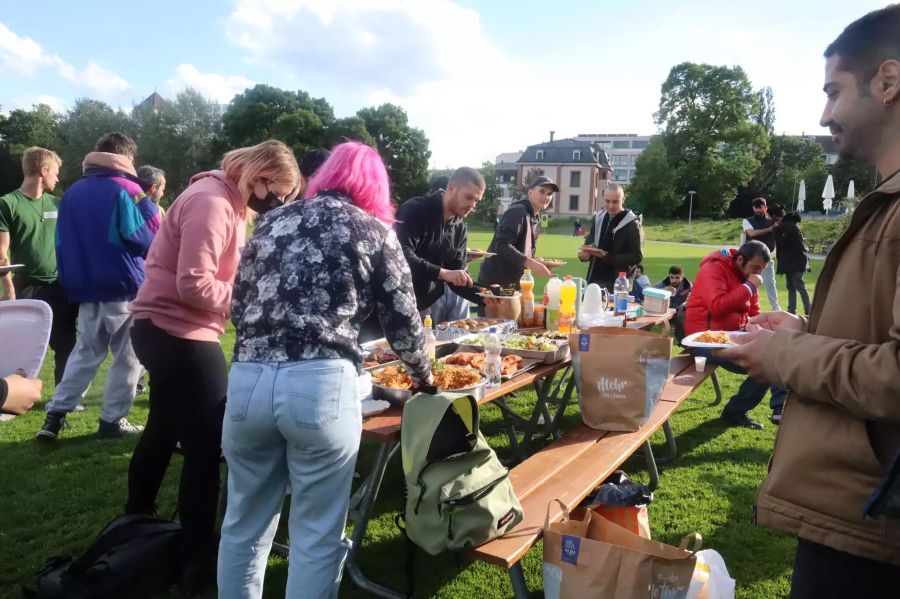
[[762, 259, 782, 312], [218, 359, 361, 599]]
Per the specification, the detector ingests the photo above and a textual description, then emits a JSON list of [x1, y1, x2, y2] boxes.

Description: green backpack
[[401, 391, 523, 555]]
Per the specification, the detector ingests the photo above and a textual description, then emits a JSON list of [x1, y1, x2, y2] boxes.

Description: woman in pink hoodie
[[126, 140, 301, 594]]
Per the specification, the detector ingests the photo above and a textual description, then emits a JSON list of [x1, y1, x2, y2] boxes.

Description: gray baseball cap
[[529, 176, 560, 192]]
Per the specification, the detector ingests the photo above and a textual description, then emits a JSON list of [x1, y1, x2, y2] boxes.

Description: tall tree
[[628, 136, 679, 217], [474, 161, 501, 223], [739, 135, 823, 214], [55, 99, 133, 185], [0, 103, 61, 192], [655, 62, 768, 216], [356, 104, 430, 202]]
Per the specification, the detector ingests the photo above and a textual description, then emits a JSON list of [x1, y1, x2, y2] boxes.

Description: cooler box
[[642, 287, 672, 315]]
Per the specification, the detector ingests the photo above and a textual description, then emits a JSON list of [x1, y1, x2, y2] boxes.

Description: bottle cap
[[565, 275, 573, 280], [489, 327, 497, 333], [424, 315, 432, 327], [522, 268, 531, 275], [619, 272, 626, 277]]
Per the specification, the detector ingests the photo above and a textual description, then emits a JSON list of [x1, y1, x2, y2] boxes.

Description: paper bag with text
[[571, 327, 672, 432], [543, 500, 699, 599]]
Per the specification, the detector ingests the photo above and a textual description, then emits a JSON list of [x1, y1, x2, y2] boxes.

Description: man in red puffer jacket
[[685, 241, 787, 428]]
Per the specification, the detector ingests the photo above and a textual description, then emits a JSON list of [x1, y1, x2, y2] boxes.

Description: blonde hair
[[22, 147, 62, 177], [221, 140, 301, 201]]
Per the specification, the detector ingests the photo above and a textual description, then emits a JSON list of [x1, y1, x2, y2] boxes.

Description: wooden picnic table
[[346, 310, 675, 598]]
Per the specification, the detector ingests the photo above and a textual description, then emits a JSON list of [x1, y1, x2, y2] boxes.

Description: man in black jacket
[[768, 203, 811, 315], [478, 176, 556, 287], [394, 167, 485, 320], [741, 197, 782, 311], [580, 183, 643, 291]]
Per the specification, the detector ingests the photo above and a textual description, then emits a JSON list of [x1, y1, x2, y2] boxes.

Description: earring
[[886, 98, 895, 108]]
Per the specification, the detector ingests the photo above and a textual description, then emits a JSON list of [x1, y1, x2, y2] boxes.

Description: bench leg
[[345, 441, 407, 599], [709, 371, 723, 406], [642, 441, 660, 492], [508, 562, 530, 599], [655, 421, 678, 465]]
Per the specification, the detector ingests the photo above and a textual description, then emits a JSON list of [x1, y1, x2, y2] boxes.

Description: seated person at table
[[478, 176, 557, 288], [655, 265, 691, 309], [685, 241, 787, 429], [631, 264, 652, 302], [218, 142, 432, 599]]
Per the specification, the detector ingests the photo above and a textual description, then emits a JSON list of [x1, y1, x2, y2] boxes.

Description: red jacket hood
[[699, 248, 739, 272], [684, 248, 759, 336]]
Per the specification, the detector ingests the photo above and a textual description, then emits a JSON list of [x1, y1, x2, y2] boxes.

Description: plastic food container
[[642, 287, 672, 315]]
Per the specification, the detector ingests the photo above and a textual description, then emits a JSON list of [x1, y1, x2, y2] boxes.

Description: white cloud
[[0, 21, 57, 76], [4, 94, 68, 114], [164, 64, 254, 104], [0, 21, 130, 103], [80, 62, 131, 96]]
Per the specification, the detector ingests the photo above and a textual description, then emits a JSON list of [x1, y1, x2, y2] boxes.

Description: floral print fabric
[[231, 190, 430, 380]]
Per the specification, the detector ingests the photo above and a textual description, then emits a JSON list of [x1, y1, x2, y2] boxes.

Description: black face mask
[[248, 190, 283, 215]]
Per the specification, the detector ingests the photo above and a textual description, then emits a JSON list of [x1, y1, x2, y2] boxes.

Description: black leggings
[[126, 319, 227, 559]]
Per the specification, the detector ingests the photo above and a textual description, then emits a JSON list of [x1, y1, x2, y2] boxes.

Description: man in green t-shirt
[[0, 147, 78, 385]]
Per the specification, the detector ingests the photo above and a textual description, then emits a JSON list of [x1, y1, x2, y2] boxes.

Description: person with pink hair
[[218, 142, 431, 598]]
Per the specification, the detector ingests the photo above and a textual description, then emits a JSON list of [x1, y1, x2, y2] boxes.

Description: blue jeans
[[218, 359, 361, 599], [691, 348, 787, 415], [427, 285, 470, 324]]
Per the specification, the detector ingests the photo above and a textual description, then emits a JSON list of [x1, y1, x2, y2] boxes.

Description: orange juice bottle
[[559, 275, 577, 333], [520, 268, 535, 326]]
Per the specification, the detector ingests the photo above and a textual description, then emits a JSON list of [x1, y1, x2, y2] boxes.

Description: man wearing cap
[[479, 176, 556, 288], [580, 183, 643, 292]]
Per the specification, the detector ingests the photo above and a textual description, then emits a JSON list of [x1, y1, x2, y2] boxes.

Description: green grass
[[0, 234, 820, 598], [640, 217, 846, 247]]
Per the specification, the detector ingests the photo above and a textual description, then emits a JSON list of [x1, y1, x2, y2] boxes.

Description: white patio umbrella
[[846, 179, 856, 213], [822, 174, 835, 212], [797, 180, 806, 213]]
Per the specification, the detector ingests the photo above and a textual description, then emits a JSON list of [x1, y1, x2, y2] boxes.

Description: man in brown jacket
[[720, 6, 900, 597]]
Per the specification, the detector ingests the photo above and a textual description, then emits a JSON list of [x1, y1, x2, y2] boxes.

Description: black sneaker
[[98, 418, 145, 439], [722, 411, 765, 430], [37, 411, 69, 441]]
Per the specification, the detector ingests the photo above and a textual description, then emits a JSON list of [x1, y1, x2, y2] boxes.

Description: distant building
[[135, 91, 167, 116], [513, 136, 612, 217], [800, 135, 839, 168], [574, 133, 652, 185], [494, 152, 522, 214]]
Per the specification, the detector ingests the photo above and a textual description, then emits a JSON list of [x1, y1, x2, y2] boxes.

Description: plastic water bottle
[[545, 276, 561, 331], [520, 268, 535, 326], [423, 315, 436, 360], [485, 327, 502, 387], [614, 272, 630, 316], [559, 276, 577, 333]]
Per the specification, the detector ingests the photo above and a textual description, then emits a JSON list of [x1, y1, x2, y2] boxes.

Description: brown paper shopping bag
[[570, 327, 672, 431], [543, 500, 699, 599]]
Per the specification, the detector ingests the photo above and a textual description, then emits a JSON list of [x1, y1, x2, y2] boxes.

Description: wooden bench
[[470, 353, 720, 598]]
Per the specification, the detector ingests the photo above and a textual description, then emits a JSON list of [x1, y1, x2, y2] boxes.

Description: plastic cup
[[694, 356, 707, 372]]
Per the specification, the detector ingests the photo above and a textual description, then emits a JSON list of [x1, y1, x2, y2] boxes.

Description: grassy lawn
[[0, 233, 820, 598], [639, 217, 846, 248]]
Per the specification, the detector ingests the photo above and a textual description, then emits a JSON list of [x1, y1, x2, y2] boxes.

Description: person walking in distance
[[741, 197, 782, 311]]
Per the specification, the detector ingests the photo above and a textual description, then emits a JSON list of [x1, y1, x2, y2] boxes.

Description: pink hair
[[303, 142, 395, 224]]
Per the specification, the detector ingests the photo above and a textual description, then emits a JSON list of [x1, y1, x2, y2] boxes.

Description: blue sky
[[0, 0, 891, 167]]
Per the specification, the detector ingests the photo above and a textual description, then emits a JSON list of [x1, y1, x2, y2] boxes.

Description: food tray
[[455, 334, 570, 364], [371, 377, 486, 406], [434, 317, 516, 342]]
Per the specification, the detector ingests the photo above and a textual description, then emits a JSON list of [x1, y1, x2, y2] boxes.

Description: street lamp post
[[687, 190, 696, 242]]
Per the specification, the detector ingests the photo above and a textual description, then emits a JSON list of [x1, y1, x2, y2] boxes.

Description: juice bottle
[[423, 315, 436, 360], [520, 268, 535, 327], [559, 276, 577, 333], [545, 276, 561, 331]]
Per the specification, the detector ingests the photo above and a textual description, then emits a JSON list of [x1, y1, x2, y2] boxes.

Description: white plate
[[361, 399, 391, 418], [0, 264, 25, 276], [0, 299, 52, 378], [681, 330, 746, 349]]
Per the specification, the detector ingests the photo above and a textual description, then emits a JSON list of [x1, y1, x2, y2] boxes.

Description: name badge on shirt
[[43, 211, 58, 220]]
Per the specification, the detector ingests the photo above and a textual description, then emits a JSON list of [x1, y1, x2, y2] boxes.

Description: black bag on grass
[[23, 514, 181, 599]]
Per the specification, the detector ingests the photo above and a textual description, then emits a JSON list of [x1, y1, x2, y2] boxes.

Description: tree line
[[628, 62, 878, 218], [0, 85, 432, 204]]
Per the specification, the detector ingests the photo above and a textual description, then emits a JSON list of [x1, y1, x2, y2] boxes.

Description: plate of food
[[466, 248, 496, 261], [370, 363, 485, 405], [534, 257, 566, 270], [441, 351, 539, 379], [681, 330, 747, 349]]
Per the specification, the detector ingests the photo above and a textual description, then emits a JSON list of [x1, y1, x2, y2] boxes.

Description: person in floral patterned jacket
[[218, 141, 431, 599]]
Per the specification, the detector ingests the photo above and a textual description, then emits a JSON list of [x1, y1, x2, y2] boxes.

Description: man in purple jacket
[[37, 132, 160, 441]]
